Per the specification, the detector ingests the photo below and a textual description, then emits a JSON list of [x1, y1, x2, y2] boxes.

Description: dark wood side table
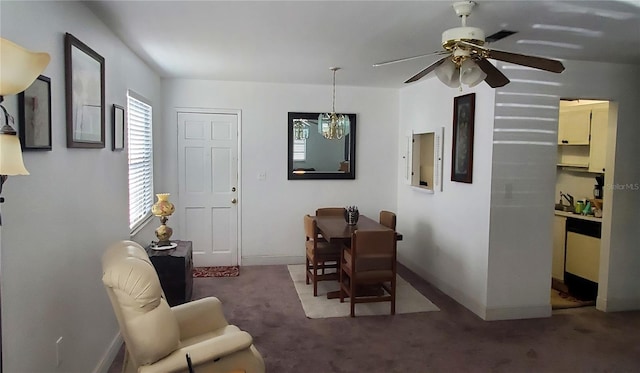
[[146, 240, 193, 307]]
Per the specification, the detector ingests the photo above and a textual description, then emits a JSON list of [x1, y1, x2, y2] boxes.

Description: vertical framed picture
[[451, 93, 475, 183], [64, 33, 105, 148], [18, 75, 52, 150], [112, 104, 125, 151]]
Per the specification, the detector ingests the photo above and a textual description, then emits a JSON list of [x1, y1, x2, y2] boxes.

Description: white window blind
[[293, 139, 306, 161], [127, 91, 153, 231]]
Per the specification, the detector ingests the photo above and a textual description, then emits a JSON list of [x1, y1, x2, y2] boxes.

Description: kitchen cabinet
[[552, 215, 566, 281], [588, 103, 608, 173], [558, 105, 591, 145], [556, 101, 609, 172]]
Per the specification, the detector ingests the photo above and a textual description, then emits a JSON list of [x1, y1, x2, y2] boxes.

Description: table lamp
[[151, 193, 176, 248], [0, 38, 51, 225]]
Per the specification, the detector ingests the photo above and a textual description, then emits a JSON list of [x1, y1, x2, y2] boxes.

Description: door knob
[[231, 198, 237, 204]]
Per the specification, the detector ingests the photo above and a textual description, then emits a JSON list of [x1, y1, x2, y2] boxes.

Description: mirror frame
[[287, 112, 356, 180]]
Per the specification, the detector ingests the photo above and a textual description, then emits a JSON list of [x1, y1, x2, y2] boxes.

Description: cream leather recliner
[[102, 240, 265, 373]]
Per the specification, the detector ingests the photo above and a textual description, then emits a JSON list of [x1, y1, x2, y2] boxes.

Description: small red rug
[[193, 266, 240, 278]]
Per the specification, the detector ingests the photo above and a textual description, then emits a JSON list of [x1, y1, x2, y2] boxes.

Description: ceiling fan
[[373, 1, 565, 88]]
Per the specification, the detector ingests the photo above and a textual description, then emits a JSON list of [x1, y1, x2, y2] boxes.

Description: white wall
[[397, 78, 495, 317], [161, 79, 399, 264], [1, 1, 161, 372]]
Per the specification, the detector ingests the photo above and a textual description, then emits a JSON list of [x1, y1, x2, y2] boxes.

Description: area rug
[[193, 266, 239, 278], [551, 288, 595, 310], [287, 264, 439, 318]]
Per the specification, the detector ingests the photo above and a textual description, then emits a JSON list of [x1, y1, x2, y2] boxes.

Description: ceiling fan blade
[[487, 49, 565, 73], [404, 56, 449, 83], [485, 30, 517, 43], [457, 40, 565, 73], [475, 59, 510, 88], [373, 50, 448, 67]]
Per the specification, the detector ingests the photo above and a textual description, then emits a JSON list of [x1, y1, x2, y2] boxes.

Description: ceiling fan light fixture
[[435, 58, 460, 88], [460, 59, 487, 87]]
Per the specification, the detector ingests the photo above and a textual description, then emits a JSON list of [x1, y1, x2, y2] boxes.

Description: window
[[127, 91, 153, 231], [293, 138, 306, 161]]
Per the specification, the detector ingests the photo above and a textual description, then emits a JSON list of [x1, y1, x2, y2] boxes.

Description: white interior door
[[177, 112, 239, 266]]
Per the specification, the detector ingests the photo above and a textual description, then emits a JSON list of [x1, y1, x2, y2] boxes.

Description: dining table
[[314, 215, 402, 299], [315, 215, 403, 243]]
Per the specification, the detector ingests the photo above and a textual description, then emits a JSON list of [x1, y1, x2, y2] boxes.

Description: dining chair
[[315, 207, 346, 217], [379, 210, 397, 230], [304, 214, 341, 296], [339, 229, 397, 317]]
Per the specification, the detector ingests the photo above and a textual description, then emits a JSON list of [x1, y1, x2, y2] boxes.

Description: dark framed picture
[[112, 104, 125, 151], [18, 75, 52, 150], [451, 93, 475, 183], [64, 33, 105, 148]]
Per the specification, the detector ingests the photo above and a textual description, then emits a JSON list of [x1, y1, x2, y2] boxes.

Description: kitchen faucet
[[560, 191, 574, 207]]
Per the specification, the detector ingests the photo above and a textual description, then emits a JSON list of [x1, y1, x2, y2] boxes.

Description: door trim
[[174, 107, 242, 266]]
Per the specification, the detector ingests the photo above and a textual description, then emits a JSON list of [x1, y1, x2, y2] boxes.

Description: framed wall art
[[112, 104, 125, 151], [64, 33, 105, 148], [18, 75, 52, 150], [451, 93, 475, 183]]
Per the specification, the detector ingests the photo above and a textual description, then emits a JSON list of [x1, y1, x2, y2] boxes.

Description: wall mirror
[[288, 112, 356, 180]]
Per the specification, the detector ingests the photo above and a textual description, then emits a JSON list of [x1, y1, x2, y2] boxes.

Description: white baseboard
[[93, 332, 123, 373], [399, 259, 552, 321], [399, 259, 487, 319], [483, 304, 551, 321], [241, 255, 305, 266], [597, 295, 640, 312]]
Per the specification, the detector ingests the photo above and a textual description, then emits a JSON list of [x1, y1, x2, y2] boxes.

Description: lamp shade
[[0, 133, 29, 175], [0, 38, 50, 96], [435, 58, 460, 88], [460, 59, 487, 87]]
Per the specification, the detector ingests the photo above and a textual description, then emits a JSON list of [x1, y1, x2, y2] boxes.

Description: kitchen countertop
[[554, 210, 602, 223]]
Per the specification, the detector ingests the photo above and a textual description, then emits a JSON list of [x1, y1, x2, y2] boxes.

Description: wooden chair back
[[379, 210, 397, 231], [304, 214, 318, 241], [351, 229, 396, 272], [316, 207, 346, 217]]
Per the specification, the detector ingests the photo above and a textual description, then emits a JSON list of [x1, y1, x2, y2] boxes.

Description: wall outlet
[[505, 183, 513, 199], [56, 336, 63, 367], [258, 172, 266, 180]]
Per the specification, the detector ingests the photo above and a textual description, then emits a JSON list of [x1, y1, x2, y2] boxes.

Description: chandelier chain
[[332, 69, 336, 113]]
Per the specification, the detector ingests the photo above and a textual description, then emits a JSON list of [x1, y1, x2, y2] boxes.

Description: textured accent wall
[[486, 63, 560, 319]]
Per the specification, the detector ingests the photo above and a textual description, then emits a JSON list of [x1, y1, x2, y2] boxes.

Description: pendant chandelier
[[293, 119, 309, 140], [318, 67, 350, 140]]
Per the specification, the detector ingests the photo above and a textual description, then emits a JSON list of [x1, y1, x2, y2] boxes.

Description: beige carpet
[[287, 264, 440, 318]]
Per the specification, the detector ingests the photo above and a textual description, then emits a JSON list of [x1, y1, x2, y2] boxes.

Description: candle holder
[[344, 206, 359, 226]]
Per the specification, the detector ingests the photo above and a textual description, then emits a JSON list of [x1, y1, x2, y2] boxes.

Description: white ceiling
[[86, 0, 640, 89]]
